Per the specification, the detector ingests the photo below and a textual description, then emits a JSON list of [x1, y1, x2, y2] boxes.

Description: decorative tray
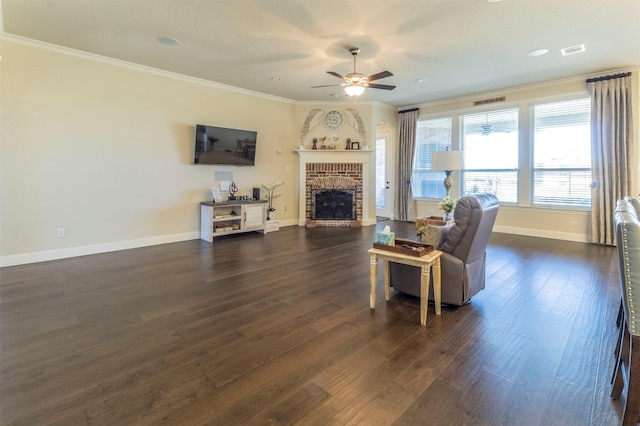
[[373, 238, 434, 257]]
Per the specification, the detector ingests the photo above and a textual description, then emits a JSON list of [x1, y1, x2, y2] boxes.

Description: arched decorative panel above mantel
[[297, 107, 369, 150]]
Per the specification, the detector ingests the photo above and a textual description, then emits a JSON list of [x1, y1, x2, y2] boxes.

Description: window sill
[[415, 198, 589, 215]]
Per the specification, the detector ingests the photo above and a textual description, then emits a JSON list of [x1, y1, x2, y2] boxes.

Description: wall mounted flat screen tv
[[194, 124, 257, 166]]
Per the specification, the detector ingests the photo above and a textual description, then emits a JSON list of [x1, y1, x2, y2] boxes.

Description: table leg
[[370, 253, 377, 309], [433, 258, 442, 316], [383, 260, 390, 302], [420, 264, 431, 326]]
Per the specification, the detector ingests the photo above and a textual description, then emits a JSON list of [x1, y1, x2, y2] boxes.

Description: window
[[411, 117, 452, 199], [461, 108, 519, 203], [532, 98, 591, 208]]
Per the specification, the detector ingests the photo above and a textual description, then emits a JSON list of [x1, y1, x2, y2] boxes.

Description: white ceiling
[[2, 0, 639, 107]]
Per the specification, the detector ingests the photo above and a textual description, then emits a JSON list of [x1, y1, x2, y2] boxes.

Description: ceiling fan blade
[[367, 70, 393, 81], [368, 83, 396, 90], [327, 71, 347, 80], [311, 84, 343, 88]]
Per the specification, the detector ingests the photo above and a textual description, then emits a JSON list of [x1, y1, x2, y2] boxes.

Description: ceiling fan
[[312, 47, 396, 97]]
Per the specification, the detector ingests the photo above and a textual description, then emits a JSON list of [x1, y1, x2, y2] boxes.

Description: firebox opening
[[312, 189, 356, 220]]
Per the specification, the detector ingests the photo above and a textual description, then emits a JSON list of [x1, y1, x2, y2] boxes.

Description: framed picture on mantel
[[351, 141, 360, 150]]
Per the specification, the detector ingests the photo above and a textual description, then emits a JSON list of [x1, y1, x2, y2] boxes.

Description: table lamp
[[431, 149, 464, 198]]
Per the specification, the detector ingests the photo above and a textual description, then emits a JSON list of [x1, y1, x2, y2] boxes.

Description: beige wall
[[409, 71, 640, 242], [0, 38, 392, 265], [2, 36, 637, 265], [1, 39, 301, 265]]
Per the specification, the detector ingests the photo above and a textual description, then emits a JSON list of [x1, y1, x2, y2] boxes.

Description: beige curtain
[[396, 108, 419, 221], [588, 72, 635, 245]]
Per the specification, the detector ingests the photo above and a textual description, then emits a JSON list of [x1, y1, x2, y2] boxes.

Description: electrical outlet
[[220, 181, 230, 191], [56, 228, 66, 238]]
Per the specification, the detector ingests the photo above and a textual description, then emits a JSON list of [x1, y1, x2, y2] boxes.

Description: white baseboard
[[492, 225, 588, 243], [0, 232, 200, 267], [276, 219, 299, 228], [2, 221, 300, 267], [1, 223, 589, 267]]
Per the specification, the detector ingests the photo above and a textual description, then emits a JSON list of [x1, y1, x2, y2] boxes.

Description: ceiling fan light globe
[[344, 85, 366, 97]]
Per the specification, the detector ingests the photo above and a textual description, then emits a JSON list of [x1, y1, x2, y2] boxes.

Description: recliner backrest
[[439, 193, 499, 263]]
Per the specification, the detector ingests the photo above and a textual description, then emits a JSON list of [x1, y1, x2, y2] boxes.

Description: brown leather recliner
[[389, 193, 499, 306]]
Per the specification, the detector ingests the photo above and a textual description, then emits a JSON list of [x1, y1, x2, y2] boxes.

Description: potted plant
[[439, 197, 456, 222], [262, 181, 284, 220]]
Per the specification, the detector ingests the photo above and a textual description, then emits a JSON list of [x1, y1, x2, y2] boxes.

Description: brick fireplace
[[296, 150, 374, 227], [306, 164, 362, 227]]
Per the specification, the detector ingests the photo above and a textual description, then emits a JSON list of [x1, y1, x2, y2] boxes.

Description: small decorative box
[[376, 232, 395, 246], [265, 220, 280, 233]]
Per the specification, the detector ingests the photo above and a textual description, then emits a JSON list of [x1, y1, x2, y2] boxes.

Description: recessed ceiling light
[[329, 93, 340, 98], [488, 0, 500, 3], [157, 36, 180, 46], [528, 48, 549, 57], [415, 78, 426, 83]]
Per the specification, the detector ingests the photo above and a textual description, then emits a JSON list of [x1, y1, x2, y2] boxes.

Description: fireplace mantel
[[295, 149, 374, 166], [296, 149, 375, 227]]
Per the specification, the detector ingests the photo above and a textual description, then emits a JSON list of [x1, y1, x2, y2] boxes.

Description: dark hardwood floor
[[0, 221, 625, 425]]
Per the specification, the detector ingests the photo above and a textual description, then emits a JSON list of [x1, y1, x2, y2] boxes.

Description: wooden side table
[[417, 216, 454, 247], [368, 248, 442, 326]]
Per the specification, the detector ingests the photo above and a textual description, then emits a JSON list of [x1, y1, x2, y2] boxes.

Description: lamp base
[[443, 171, 453, 199]]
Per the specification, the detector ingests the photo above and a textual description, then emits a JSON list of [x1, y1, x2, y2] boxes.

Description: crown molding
[[401, 65, 639, 111], [0, 33, 297, 104]]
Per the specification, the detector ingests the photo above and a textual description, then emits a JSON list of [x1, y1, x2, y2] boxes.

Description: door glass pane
[[375, 137, 386, 209]]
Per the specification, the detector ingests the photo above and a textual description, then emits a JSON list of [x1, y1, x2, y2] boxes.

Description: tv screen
[[194, 124, 257, 166]]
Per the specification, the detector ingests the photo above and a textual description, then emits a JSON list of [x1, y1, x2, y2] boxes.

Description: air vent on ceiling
[[561, 44, 586, 56]]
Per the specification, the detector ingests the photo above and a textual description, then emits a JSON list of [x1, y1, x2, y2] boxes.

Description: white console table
[[200, 200, 267, 242]]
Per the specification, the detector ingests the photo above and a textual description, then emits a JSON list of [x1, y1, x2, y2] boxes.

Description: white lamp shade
[[431, 150, 464, 171], [344, 85, 366, 97]]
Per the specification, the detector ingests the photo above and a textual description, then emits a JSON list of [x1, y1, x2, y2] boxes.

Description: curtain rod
[[399, 107, 419, 114], [586, 72, 632, 83]]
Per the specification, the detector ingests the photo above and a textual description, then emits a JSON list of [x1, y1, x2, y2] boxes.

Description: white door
[[375, 133, 393, 219]]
